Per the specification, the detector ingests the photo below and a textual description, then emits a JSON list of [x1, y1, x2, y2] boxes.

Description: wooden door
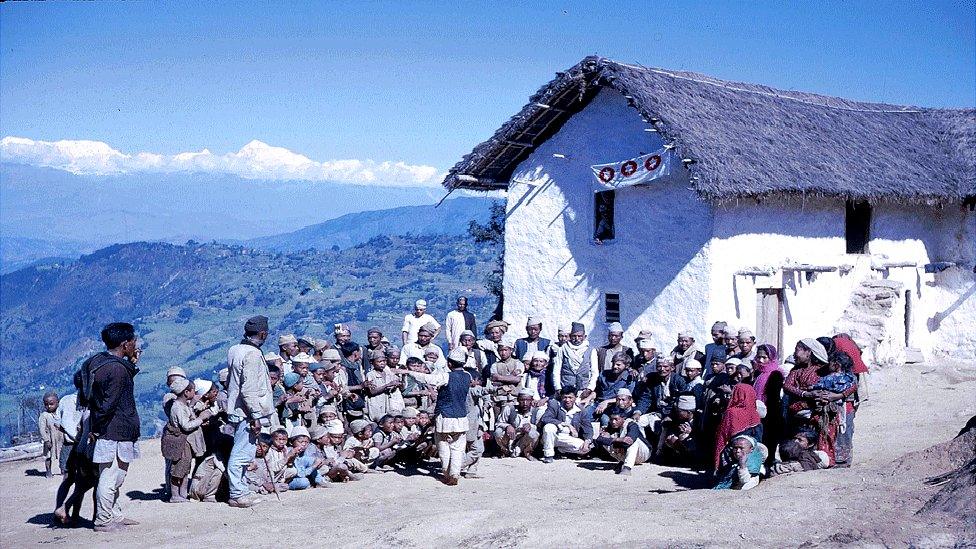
[[756, 289, 783, 351]]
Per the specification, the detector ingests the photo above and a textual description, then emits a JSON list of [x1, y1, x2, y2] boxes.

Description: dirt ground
[[1, 362, 974, 548]]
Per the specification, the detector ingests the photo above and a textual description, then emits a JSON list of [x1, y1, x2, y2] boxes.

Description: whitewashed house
[[443, 57, 975, 365]]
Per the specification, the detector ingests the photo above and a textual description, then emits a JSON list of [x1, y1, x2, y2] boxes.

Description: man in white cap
[[400, 323, 446, 370], [488, 336, 524, 419], [477, 319, 510, 371], [596, 409, 651, 475], [591, 322, 634, 373], [670, 330, 705, 375], [444, 295, 477, 351], [402, 299, 440, 346], [278, 334, 299, 370], [493, 388, 544, 459], [540, 386, 593, 463], [735, 327, 758, 362], [657, 394, 700, 463], [457, 330, 487, 377], [702, 321, 728, 376], [515, 316, 551, 361], [392, 348, 473, 485]]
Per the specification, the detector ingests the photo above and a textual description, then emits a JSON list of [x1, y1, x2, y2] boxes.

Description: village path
[[0, 362, 973, 548]]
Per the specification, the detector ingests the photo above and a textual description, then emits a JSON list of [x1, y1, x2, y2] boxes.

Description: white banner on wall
[[590, 147, 675, 190]]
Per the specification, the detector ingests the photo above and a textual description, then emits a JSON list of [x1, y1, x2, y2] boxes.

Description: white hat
[[448, 347, 468, 363], [289, 425, 310, 439], [607, 322, 624, 333], [166, 366, 187, 378], [724, 358, 743, 367], [169, 377, 190, 394], [677, 330, 695, 338], [459, 329, 475, 339], [415, 299, 427, 308], [193, 379, 213, 395], [325, 420, 345, 435], [263, 352, 282, 362], [278, 334, 298, 346], [322, 348, 341, 361], [684, 359, 703, 371], [738, 328, 755, 339], [638, 339, 655, 351], [677, 395, 697, 411], [557, 323, 572, 335], [517, 388, 535, 398], [526, 316, 542, 327], [499, 335, 516, 349], [616, 388, 632, 397], [530, 350, 549, 362], [291, 352, 317, 364], [402, 407, 419, 419]]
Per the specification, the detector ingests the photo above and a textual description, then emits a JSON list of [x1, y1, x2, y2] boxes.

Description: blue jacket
[[515, 337, 551, 361], [540, 399, 593, 440], [434, 369, 472, 419], [594, 370, 636, 403], [635, 373, 689, 416]]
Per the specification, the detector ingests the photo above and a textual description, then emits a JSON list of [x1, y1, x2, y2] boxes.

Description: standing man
[[226, 315, 275, 508], [278, 334, 299, 371], [402, 299, 440, 346], [83, 322, 141, 532], [590, 322, 634, 373], [445, 296, 477, 351], [515, 316, 551, 361], [702, 322, 728, 379]]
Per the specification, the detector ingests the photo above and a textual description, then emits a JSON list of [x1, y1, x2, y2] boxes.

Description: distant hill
[[0, 234, 499, 444], [0, 236, 90, 274], [246, 197, 498, 251]]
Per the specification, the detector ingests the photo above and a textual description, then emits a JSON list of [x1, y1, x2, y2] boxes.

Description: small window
[[845, 199, 871, 254], [605, 292, 620, 323], [594, 190, 615, 242]]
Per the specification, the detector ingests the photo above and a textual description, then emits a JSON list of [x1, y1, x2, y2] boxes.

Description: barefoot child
[[38, 392, 63, 478]]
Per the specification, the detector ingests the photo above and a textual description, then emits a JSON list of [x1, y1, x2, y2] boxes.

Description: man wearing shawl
[[670, 331, 705, 375], [552, 322, 597, 398], [713, 383, 763, 472]]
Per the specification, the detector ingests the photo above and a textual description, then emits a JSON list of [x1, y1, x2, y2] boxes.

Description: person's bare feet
[[53, 507, 69, 525]]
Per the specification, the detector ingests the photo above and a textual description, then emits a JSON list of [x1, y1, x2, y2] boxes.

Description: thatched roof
[[443, 56, 975, 203]]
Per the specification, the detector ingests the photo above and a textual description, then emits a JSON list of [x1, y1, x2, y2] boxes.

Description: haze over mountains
[[0, 163, 497, 271]]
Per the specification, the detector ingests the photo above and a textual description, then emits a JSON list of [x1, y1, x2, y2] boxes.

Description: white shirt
[[55, 393, 82, 443], [402, 313, 440, 344], [445, 310, 468, 349], [399, 342, 447, 370]]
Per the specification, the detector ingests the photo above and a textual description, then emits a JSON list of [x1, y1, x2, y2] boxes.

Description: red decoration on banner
[[598, 167, 615, 182], [644, 155, 661, 171], [620, 160, 638, 177]]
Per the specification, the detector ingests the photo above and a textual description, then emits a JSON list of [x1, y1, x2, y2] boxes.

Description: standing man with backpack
[[81, 322, 142, 532]]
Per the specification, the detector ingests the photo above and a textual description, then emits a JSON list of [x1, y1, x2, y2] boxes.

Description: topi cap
[[244, 315, 269, 333], [283, 372, 301, 389], [447, 347, 468, 364], [677, 395, 697, 411], [263, 352, 282, 362], [402, 407, 419, 419], [288, 425, 310, 440], [499, 336, 516, 349], [415, 299, 427, 308], [638, 339, 655, 351], [607, 322, 624, 333], [684, 359, 703, 372], [170, 377, 190, 394], [557, 323, 572, 335], [278, 334, 298, 346], [308, 425, 328, 441], [459, 329, 475, 339], [517, 388, 535, 398], [291, 352, 317, 364], [738, 328, 755, 339], [325, 420, 345, 435], [677, 330, 695, 339], [367, 327, 383, 335], [193, 379, 213, 395], [711, 321, 728, 332], [616, 388, 633, 398], [570, 322, 586, 335], [530, 350, 549, 362], [166, 366, 187, 378], [321, 348, 341, 361], [349, 419, 370, 434], [313, 339, 331, 351], [526, 316, 542, 327]]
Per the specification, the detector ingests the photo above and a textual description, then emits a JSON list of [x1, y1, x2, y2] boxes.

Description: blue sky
[[1, 1, 974, 177]]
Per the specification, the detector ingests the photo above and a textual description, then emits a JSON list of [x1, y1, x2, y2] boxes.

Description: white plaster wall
[[502, 89, 713, 350]]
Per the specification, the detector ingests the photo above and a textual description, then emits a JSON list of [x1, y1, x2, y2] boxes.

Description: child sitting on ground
[[343, 419, 380, 464], [245, 433, 290, 496], [309, 421, 366, 482], [371, 415, 404, 468], [286, 425, 328, 489]]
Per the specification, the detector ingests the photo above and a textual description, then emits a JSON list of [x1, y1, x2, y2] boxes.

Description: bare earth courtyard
[[1, 364, 973, 548]]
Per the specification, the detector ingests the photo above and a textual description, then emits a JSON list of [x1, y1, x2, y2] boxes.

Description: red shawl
[[713, 383, 762, 468]]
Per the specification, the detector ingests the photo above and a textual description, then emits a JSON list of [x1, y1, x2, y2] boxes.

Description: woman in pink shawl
[[752, 344, 785, 467]]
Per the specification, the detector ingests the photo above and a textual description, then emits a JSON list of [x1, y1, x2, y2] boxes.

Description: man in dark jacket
[[540, 387, 593, 463], [514, 317, 551, 361], [82, 322, 141, 532]]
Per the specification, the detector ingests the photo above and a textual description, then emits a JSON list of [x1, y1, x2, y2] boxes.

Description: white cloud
[[0, 136, 444, 188]]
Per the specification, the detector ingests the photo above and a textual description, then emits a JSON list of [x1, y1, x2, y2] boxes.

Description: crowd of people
[[38, 296, 869, 530]]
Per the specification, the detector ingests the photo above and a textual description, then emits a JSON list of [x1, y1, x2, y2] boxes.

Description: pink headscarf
[[751, 343, 785, 403]]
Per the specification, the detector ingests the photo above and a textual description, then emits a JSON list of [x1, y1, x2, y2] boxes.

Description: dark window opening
[[594, 190, 615, 242], [845, 199, 871, 254], [605, 293, 620, 323]]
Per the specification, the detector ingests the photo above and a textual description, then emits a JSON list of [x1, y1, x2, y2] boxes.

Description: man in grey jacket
[[225, 315, 274, 508]]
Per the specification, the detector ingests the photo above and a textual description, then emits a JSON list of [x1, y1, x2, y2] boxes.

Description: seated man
[[494, 389, 545, 459], [635, 358, 688, 435], [595, 409, 651, 475], [588, 352, 637, 423], [655, 394, 700, 464], [540, 386, 593, 463], [599, 388, 640, 427]]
